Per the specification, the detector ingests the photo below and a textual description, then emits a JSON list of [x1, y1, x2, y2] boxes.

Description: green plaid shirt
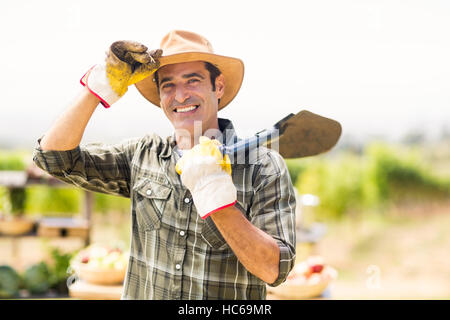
[[32, 118, 296, 300]]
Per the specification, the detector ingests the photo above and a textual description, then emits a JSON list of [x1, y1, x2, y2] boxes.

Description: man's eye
[[162, 83, 174, 89], [188, 78, 200, 84]]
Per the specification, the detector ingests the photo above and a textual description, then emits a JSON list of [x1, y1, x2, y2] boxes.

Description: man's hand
[[81, 41, 162, 108], [176, 136, 236, 219]]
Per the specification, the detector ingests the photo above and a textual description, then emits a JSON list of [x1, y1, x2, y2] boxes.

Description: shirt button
[[146, 189, 152, 196], [175, 264, 181, 270], [179, 231, 185, 237], [184, 197, 190, 203]]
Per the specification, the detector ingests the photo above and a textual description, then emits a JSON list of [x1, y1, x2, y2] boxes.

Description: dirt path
[[316, 204, 450, 299]]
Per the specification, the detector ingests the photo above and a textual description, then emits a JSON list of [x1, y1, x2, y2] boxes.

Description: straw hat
[[135, 30, 244, 110]]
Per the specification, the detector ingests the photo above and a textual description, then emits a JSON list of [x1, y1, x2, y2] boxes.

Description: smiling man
[[32, 30, 296, 300], [156, 61, 223, 150]]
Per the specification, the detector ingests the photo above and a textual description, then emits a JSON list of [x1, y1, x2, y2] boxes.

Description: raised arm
[[40, 40, 161, 151], [40, 87, 99, 151], [34, 41, 162, 197]]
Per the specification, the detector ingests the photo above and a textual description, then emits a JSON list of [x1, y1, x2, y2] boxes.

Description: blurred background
[[0, 0, 449, 299]]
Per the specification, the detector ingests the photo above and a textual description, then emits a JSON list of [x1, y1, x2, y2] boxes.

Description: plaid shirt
[[32, 118, 296, 300]]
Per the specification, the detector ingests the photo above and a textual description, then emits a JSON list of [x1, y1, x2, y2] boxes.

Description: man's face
[[157, 61, 225, 137]]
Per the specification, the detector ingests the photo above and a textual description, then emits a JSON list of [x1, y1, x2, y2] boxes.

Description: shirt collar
[[216, 118, 239, 146]]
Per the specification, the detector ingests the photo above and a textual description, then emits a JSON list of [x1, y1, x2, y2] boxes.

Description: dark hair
[[204, 62, 221, 91], [154, 61, 221, 92]]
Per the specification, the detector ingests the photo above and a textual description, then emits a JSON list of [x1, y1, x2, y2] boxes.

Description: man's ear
[[215, 74, 225, 99]]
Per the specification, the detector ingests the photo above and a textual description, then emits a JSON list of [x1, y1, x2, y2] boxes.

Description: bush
[[0, 151, 28, 216], [9, 188, 27, 215], [0, 151, 27, 171], [290, 142, 450, 220], [365, 143, 450, 204], [296, 154, 367, 219], [25, 186, 81, 215], [94, 193, 130, 214], [285, 159, 308, 186]]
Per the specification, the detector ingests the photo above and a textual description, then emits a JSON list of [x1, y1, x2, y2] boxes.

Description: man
[[32, 30, 296, 299]]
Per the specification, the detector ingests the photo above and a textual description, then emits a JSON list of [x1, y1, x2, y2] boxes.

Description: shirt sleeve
[[249, 150, 297, 287], [32, 136, 142, 198]]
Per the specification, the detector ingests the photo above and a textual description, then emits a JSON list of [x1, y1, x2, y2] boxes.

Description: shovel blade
[[267, 110, 342, 158]]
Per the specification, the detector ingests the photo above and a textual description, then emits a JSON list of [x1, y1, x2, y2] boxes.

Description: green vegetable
[[23, 262, 51, 294], [0, 265, 21, 298], [48, 247, 73, 294]]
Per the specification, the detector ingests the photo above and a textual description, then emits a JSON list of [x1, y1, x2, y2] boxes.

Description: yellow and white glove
[[80, 41, 162, 108], [176, 136, 237, 219]]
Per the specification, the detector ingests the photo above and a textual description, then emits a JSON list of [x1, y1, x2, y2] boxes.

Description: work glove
[[176, 136, 237, 219], [80, 41, 162, 108]]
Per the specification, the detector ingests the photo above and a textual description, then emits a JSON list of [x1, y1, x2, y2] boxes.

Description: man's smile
[[173, 104, 200, 113]]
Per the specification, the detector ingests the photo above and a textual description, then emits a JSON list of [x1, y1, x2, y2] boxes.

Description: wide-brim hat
[[135, 30, 244, 110]]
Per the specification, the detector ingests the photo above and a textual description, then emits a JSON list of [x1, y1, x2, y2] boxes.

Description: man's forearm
[[210, 206, 280, 284], [40, 87, 100, 151]]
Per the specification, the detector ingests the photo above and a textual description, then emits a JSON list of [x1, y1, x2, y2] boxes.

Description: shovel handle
[[220, 127, 279, 157]]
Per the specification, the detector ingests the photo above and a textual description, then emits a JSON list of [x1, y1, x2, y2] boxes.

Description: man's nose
[[174, 84, 190, 104]]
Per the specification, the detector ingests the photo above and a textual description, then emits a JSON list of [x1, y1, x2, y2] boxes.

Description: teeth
[[176, 105, 198, 113]]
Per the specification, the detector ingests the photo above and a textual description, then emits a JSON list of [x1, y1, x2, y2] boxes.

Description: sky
[[0, 0, 449, 148]]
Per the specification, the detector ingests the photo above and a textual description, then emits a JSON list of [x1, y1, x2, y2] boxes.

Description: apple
[[310, 264, 324, 273]]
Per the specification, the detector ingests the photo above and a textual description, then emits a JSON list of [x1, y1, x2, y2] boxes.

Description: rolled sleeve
[[32, 136, 83, 178], [268, 240, 296, 287], [32, 136, 140, 198], [250, 150, 297, 287]]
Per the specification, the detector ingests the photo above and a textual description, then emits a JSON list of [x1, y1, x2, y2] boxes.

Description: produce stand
[[0, 166, 94, 270]]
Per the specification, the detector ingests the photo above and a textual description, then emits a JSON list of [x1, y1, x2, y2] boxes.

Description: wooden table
[[68, 283, 330, 300], [267, 286, 332, 300], [69, 281, 123, 300]]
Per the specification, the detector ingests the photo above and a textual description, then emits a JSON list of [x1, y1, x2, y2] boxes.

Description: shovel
[[222, 110, 342, 159]]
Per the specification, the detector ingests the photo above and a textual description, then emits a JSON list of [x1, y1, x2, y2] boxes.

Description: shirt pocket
[[133, 178, 172, 231], [200, 217, 229, 251]]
